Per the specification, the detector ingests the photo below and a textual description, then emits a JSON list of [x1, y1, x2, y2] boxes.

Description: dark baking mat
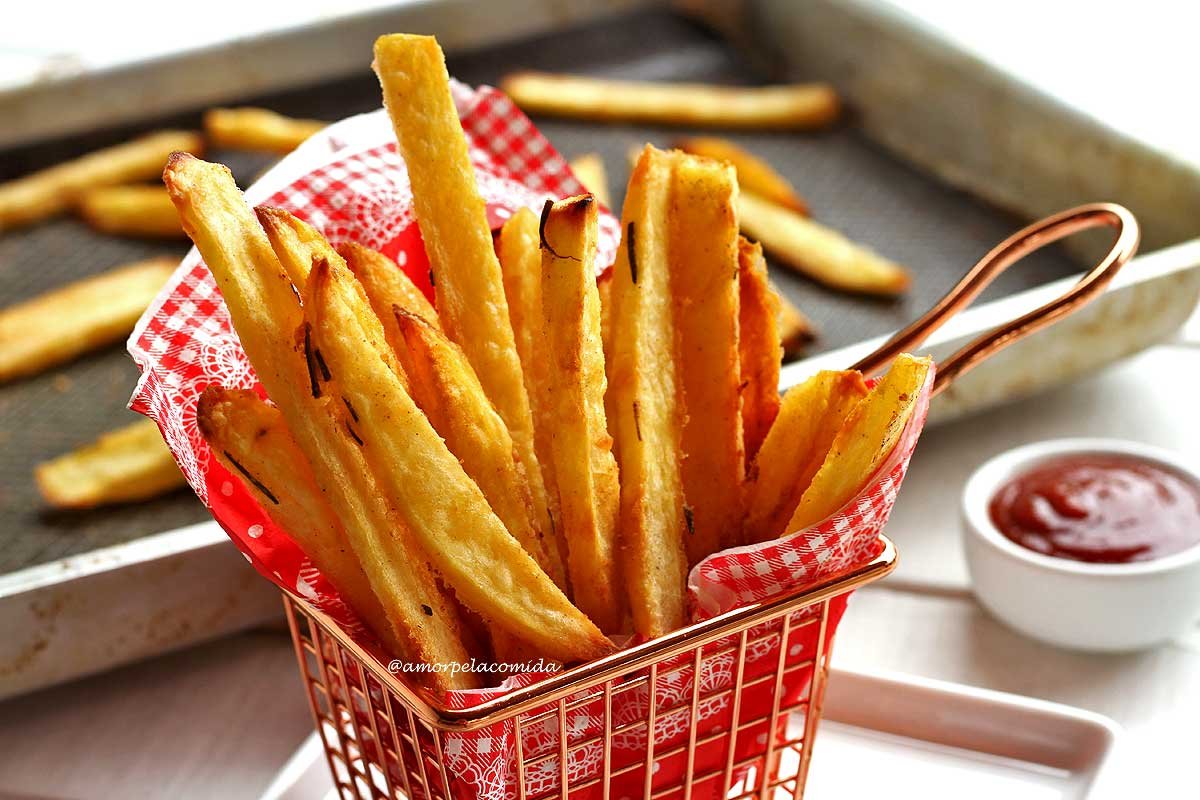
[[0, 8, 1083, 573]]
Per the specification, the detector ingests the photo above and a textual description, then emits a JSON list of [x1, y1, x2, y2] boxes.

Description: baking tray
[[258, 667, 1122, 799], [1, 1, 1197, 698]]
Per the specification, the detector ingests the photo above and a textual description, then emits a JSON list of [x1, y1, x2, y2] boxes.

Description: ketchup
[[989, 453, 1200, 564]]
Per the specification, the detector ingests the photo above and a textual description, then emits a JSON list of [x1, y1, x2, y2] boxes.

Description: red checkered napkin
[[127, 80, 932, 800]]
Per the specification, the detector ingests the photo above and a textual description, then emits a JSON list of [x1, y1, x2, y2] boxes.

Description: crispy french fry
[[786, 354, 931, 532], [35, 419, 185, 509], [255, 206, 340, 288], [496, 208, 568, 585], [568, 153, 611, 208], [609, 146, 688, 638], [743, 371, 868, 543], [676, 137, 808, 215], [374, 35, 555, 579], [501, 72, 840, 130], [737, 239, 783, 466], [668, 154, 745, 562], [395, 308, 564, 589], [204, 107, 327, 154], [77, 185, 185, 238], [197, 387, 411, 660], [738, 191, 911, 296], [539, 195, 623, 631], [306, 257, 613, 663], [338, 241, 439, 330], [0, 257, 175, 383], [164, 153, 475, 691], [774, 282, 817, 359], [597, 267, 616, 461], [0, 130, 203, 231]]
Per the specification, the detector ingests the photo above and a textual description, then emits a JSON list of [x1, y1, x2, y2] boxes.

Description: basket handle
[[851, 202, 1140, 396]]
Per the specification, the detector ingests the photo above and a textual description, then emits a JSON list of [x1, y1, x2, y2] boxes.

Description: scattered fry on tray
[[743, 370, 868, 544], [0, 130, 203, 231], [608, 145, 689, 638], [775, 282, 817, 359], [568, 153, 611, 207], [203, 107, 327, 154], [197, 387, 411, 660], [669, 153, 745, 562], [0, 257, 175, 383], [738, 191, 911, 296], [164, 153, 477, 691], [538, 195, 623, 631], [77, 185, 185, 238], [497, 207, 569, 578], [395, 308, 565, 590], [305, 257, 613, 663], [35, 419, 185, 509], [676, 137, 809, 215], [501, 72, 840, 130], [737, 238, 783, 466], [785, 354, 932, 532], [374, 34, 556, 571]]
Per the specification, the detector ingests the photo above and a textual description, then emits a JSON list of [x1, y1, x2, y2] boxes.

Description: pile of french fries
[[162, 34, 929, 690]]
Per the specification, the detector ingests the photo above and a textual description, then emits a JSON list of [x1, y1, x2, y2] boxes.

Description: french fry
[[568, 153, 611, 207], [164, 153, 476, 691], [539, 195, 623, 631], [743, 371, 868, 543], [676, 137, 808, 215], [0, 257, 175, 383], [608, 146, 688, 638], [35, 419, 185, 509], [737, 239, 783, 466], [77, 185, 184, 238], [0, 130, 203, 231], [374, 35, 555, 579], [338, 241, 439, 330], [255, 206, 340, 288], [204, 107, 327, 154], [775, 283, 817, 359], [496, 208, 568, 585], [197, 387, 410, 660], [394, 308, 565, 589], [786, 354, 931, 532], [306, 257, 613, 662], [501, 72, 840, 130], [668, 154, 745, 562], [597, 267, 616, 461], [738, 191, 911, 296]]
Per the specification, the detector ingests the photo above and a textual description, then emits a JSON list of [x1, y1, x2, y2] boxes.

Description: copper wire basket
[[282, 204, 1138, 800]]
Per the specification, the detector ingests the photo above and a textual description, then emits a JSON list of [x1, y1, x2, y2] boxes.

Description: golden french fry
[[597, 267, 617, 463], [338, 241, 438, 330], [609, 146, 689, 638], [77, 185, 185, 238], [374, 35, 555, 577], [539, 195, 623, 631], [204, 107, 327, 153], [668, 153, 745, 562], [0, 257, 175, 383], [197, 387, 412, 660], [743, 370, 868, 543], [738, 191, 911, 296], [255, 206, 340, 288], [35, 419, 185, 509], [395, 308, 565, 589], [0, 130, 203, 231], [737, 239, 783, 466], [164, 153, 476, 691], [306, 257, 613, 663], [774, 282, 817, 359], [501, 72, 840, 130], [568, 153, 611, 208], [676, 137, 808, 215], [497, 208, 567, 578], [786, 354, 931, 532]]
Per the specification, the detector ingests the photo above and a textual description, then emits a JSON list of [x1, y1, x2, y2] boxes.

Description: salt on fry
[[204, 107, 327, 153], [0, 257, 175, 383], [77, 185, 184, 238], [35, 419, 185, 509], [501, 72, 840, 130], [676, 137, 808, 215]]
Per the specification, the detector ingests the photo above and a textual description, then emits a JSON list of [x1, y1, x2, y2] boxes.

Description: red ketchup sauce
[[989, 453, 1200, 564]]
